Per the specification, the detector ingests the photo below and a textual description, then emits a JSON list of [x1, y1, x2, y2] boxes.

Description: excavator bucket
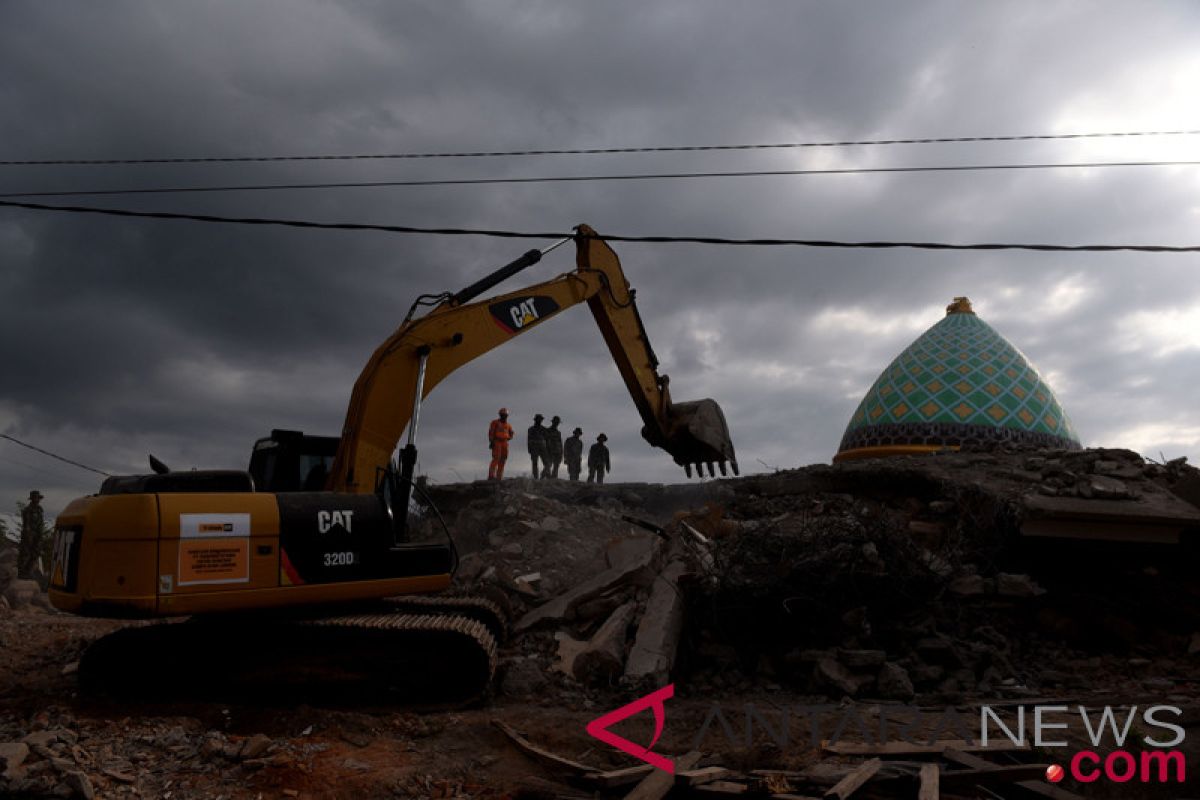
[[654, 398, 738, 478]]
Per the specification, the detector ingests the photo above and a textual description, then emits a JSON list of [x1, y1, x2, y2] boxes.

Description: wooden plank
[[823, 758, 881, 799], [625, 751, 702, 800], [678, 766, 732, 787], [583, 764, 654, 789], [822, 739, 1028, 756], [941, 764, 1051, 788], [692, 782, 749, 797], [491, 720, 594, 775], [942, 749, 1085, 800], [918, 763, 939, 800]]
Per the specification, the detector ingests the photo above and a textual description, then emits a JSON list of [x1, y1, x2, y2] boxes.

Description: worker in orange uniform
[[488, 408, 514, 480]]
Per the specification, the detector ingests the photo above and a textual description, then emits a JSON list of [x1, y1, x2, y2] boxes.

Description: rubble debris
[[583, 764, 656, 789], [942, 749, 1085, 800], [624, 750, 700, 800], [916, 763, 938, 800], [573, 601, 637, 684], [623, 557, 688, 685], [0, 742, 30, 772], [492, 719, 596, 775], [824, 757, 880, 799], [515, 543, 658, 634], [823, 740, 1028, 757]]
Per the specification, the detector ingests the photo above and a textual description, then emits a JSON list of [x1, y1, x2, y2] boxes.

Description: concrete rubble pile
[[0, 536, 54, 616], [426, 447, 1200, 707]]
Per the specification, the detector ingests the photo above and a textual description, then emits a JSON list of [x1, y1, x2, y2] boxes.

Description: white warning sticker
[[180, 513, 251, 539]]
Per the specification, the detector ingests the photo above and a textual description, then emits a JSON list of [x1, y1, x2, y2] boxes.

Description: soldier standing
[[543, 416, 564, 478], [587, 434, 611, 484], [564, 427, 584, 481], [527, 414, 548, 478], [487, 408, 514, 480], [17, 490, 45, 579]]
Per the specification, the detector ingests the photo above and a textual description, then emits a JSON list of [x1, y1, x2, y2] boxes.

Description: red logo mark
[[1046, 764, 1064, 782], [586, 684, 675, 774]]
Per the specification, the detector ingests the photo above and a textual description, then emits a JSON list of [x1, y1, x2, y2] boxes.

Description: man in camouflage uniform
[[17, 490, 45, 580], [527, 414, 549, 478], [543, 416, 564, 478], [564, 427, 584, 481], [587, 434, 611, 484]]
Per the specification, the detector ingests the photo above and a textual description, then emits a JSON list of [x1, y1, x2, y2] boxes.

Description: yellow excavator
[[47, 225, 735, 705]]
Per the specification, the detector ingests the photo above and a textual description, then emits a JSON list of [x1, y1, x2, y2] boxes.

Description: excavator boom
[[327, 224, 736, 492]]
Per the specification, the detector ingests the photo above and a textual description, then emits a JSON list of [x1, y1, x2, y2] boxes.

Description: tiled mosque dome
[[834, 297, 1081, 461]]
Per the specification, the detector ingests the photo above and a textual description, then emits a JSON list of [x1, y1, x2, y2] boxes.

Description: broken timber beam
[[491, 720, 594, 775], [942, 749, 1085, 800], [823, 758, 881, 799], [677, 766, 732, 787], [918, 763, 939, 800], [822, 739, 1027, 757], [940, 764, 1052, 789], [583, 764, 655, 789], [624, 751, 701, 800]]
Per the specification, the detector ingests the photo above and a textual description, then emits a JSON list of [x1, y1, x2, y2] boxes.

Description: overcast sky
[[2, 1, 1199, 518]]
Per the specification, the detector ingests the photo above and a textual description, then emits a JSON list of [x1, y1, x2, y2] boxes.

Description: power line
[[3, 198, 1198, 252], [2, 128, 1198, 167], [0, 434, 113, 477], [2, 160, 1197, 199]]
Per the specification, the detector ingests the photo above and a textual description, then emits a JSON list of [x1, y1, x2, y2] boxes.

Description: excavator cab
[[248, 429, 339, 492]]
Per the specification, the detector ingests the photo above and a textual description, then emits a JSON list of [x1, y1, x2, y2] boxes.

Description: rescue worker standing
[[487, 408, 514, 480], [543, 415, 564, 478], [587, 433, 611, 484], [528, 414, 549, 478], [17, 490, 45, 579], [564, 427, 584, 481]]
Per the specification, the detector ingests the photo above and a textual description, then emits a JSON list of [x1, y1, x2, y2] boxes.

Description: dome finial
[[946, 296, 974, 315]]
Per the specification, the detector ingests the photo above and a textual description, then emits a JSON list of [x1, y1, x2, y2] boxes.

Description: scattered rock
[[0, 743, 29, 772], [876, 662, 915, 700], [239, 734, 272, 760], [814, 657, 869, 697], [501, 658, 548, 697], [837, 649, 886, 669], [62, 771, 94, 800], [996, 573, 1046, 598]]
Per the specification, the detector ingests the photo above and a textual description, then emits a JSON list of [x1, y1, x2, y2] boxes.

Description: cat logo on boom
[[317, 510, 354, 534], [488, 295, 561, 334]]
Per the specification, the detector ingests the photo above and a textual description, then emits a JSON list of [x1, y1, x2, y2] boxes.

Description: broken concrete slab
[[516, 543, 658, 633], [813, 658, 869, 698], [0, 742, 29, 772], [996, 573, 1046, 598], [574, 601, 637, 684], [624, 559, 688, 684], [605, 535, 660, 570], [553, 632, 589, 676]]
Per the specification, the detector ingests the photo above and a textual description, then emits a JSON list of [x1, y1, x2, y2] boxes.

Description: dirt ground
[[3, 449, 1200, 798]]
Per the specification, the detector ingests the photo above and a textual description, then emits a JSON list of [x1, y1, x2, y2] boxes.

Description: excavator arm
[[326, 224, 736, 494]]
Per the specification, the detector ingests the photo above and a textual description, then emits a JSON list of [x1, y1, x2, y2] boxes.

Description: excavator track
[[381, 593, 509, 642], [79, 605, 498, 709]]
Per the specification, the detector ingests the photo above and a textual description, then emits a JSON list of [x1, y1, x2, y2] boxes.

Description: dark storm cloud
[[2, 0, 1199, 516]]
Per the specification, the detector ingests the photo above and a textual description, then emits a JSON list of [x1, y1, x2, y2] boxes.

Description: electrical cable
[[1, 198, 1198, 252], [0, 433, 113, 477], [2, 128, 1198, 166], [2, 159, 1198, 199]]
